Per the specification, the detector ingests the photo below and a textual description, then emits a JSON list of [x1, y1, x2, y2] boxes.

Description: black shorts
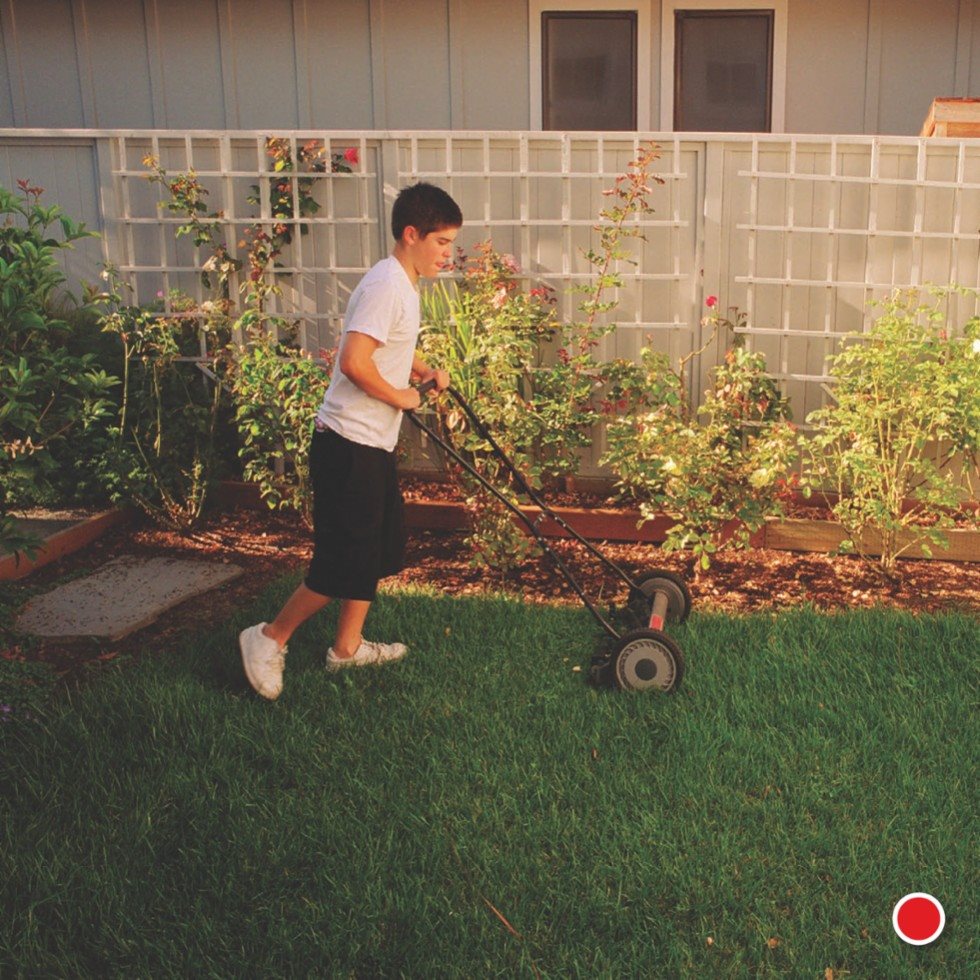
[[304, 425, 407, 601]]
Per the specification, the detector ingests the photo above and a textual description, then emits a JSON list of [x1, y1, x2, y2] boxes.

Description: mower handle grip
[[405, 376, 439, 412]]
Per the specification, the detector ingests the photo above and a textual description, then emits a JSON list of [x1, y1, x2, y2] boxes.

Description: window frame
[[660, 0, 787, 133], [530, 0, 652, 131]]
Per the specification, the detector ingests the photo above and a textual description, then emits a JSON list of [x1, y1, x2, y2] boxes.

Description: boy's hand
[[400, 387, 422, 411], [415, 367, 450, 393]]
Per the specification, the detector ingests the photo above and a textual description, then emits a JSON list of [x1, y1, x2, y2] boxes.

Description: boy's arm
[[340, 331, 420, 410]]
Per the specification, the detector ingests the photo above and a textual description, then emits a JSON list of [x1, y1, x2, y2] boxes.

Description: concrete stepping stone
[[16, 556, 244, 642]]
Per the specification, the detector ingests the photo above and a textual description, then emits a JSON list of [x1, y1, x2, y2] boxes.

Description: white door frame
[[660, 0, 787, 133]]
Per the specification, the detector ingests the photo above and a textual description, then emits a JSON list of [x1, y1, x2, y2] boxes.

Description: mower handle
[[405, 376, 440, 412]]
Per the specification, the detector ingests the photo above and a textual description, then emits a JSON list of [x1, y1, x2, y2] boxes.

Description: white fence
[[2, 129, 979, 474]]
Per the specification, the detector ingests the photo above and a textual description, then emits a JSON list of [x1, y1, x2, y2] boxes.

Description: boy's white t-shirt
[[316, 255, 420, 452]]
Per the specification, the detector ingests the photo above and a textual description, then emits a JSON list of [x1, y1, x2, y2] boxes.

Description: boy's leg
[[240, 582, 330, 700], [262, 582, 331, 647], [327, 446, 407, 664], [326, 597, 408, 668], [331, 598, 372, 658]]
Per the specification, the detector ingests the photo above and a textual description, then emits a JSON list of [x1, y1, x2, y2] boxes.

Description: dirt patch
[[3, 500, 976, 681]]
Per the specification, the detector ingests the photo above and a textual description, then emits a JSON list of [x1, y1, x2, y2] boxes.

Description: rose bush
[[602, 303, 798, 570], [110, 139, 357, 530]]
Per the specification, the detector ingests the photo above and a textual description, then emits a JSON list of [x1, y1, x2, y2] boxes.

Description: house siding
[[149, 0, 227, 129], [370, 0, 453, 129], [303, 0, 375, 129], [0, 1, 974, 135], [875, 0, 961, 137], [784, 0, 871, 135], [79, 0, 156, 128]]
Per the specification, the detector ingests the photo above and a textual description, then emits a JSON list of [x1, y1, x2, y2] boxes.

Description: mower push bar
[[406, 382, 641, 640]]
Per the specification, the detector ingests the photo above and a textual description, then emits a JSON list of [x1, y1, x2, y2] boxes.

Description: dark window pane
[[543, 13, 636, 131], [675, 12, 773, 132]]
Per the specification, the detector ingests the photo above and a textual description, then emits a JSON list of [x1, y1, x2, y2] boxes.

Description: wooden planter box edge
[[0, 508, 132, 582], [214, 481, 980, 563]]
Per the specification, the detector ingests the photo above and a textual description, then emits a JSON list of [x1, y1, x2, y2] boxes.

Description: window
[[530, 2, 652, 130], [661, 1, 787, 132], [542, 12, 637, 130], [675, 10, 773, 131]]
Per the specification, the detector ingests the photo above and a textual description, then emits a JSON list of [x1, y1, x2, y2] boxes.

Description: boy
[[239, 182, 462, 700]]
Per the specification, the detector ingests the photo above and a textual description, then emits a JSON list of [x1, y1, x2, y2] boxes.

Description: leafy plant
[[230, 338, 333, 526], [602, 303, 798, 570], [805, 287, 980, 573], [533, 143, 666, 480], [94, 272, 232, 531], [418, 146, 667, 573], [0, 180, 118, 555], [419, 244, 557, 571]]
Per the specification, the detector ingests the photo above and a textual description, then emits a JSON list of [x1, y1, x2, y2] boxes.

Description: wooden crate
[[920, 97, 980, 137]]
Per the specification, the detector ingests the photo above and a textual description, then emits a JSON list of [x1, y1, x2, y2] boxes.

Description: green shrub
[[602, 306, 798, 570], [95, 275, 232, 531], [805, 287, 980, 573], [0, 180, 118, 553], [418, 146, 667, 573], [419, 243, 558, 572], [230, 336, 332, 526]]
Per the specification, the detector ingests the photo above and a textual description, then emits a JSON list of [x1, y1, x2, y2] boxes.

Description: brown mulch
[[4, 496, 978, 679]]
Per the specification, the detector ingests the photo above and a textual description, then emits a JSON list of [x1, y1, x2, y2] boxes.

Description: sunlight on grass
[[2, 574, 977, 975]]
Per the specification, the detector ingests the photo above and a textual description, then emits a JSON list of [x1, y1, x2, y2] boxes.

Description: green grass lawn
[[2, 575, 977, 976]]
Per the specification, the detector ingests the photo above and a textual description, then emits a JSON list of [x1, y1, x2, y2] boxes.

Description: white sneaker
[[239, 623, 287, 700], [326, 639, 408, 671]]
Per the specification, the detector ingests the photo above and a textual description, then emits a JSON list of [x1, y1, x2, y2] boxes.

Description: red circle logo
[[892, 893, 945, 946]]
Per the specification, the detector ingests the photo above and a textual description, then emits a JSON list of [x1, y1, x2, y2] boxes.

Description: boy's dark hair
[[391, 182, 463, 240]]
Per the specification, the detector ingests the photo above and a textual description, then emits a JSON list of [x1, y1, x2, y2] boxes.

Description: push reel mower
[[407, 382, 693, 693]]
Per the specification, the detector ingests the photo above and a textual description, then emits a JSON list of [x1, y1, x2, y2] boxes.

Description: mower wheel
[[612, 628, 685, 693], [629, 569, 692, 624]]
